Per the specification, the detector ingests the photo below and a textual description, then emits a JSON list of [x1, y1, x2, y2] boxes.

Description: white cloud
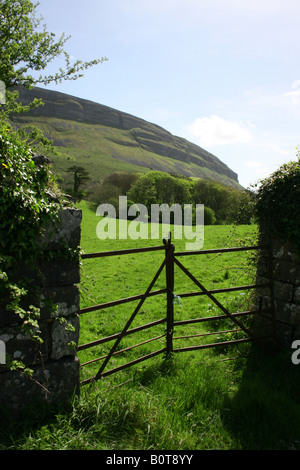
[[187, 114, 252, 146]]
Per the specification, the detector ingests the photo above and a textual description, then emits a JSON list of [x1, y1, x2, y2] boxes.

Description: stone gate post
[[254, 234, 300, 350], [0, 207, 82, 414]]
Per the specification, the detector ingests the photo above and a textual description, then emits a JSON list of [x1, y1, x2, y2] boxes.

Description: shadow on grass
[[133, 353, 177, 387], [2, 346, 300, 450], [0, 355, 176, 450], [0, 397, 72, 449], [220, 344, 300, 450]]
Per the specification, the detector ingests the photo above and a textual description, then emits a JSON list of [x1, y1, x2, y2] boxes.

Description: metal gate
[[78, 235, 273, 385]]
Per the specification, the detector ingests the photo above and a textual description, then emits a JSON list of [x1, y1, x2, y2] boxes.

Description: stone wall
[[0, 207, 82, 414], [254, 235, 300, 350]]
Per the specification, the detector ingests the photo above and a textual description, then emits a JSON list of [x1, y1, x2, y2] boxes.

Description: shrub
[[127, 171, 191, 209], [204, 206, 216, 225], [190, 179, 244, 224], [254, 153, 300, 248], [0, 126, 59, 260]]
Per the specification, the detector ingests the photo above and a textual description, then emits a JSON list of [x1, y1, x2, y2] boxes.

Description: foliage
[[204, 206, 216, 225], [235, 189, 256, 225], [91, 169, 251, 227], [0, 0, 107, 121], [125, 171, 254, 225], [0, 126, 59, 259], [88, 172, 141, 210], [0, 124, 63, 372], [0, 0, 103, 375], [101, 171, 141, 195], [254, 152, 300, 247], [66, 165, 90, 202], [127, 171, 191, 208], [190, 178, 248, 224]]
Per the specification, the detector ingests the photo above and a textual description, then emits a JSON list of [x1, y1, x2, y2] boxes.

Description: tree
[[127, 171, 191, 209], [66, 165, 90, 202], [0, 1, 104, 375], [0, 0, 107, 120], [191, 179, 240, 224], [102, 172, 141, 195]]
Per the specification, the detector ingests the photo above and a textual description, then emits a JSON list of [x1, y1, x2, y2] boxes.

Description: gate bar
[[82, 348, 166, 385], [173, 309, 257, 327], [174, 257, 253, 338], [164, 235, 175, 355], [81, 245, 165, 259], [174, 245, 266, 257], [173, 337, 252, 353], [81, 334, 166, 367], [79, 288, 166, 315], [177, 283, 270, 299], [173, 327, 249, 341], [94, 251, 171, 380], [78, 318, 166, 351]]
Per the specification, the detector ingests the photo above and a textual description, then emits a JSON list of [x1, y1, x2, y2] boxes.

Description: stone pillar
[[0, 207, 82, 414], [254, 235, 300, 350]]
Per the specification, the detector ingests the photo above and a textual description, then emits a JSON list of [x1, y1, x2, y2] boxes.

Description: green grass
[[1, 201, 300, 450]]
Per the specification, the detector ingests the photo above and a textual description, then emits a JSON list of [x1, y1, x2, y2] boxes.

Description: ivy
[[0, 126, 60, 259], [0, 124, 65, 375], [253, 150, 300, 250]]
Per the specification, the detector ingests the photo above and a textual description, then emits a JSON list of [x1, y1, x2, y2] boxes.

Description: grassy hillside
[[10, 87, 242, 190]]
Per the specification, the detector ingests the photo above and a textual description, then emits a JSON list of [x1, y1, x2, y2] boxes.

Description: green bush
[[204, 206, 216, 225], [0, 126, 59, 261], [254, 153, 300, 247], [127, 171, 191, 209]]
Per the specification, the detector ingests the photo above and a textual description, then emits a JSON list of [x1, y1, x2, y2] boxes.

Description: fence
[[78, 235, 272, 386]]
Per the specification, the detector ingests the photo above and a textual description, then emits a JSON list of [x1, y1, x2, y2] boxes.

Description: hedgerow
[[254, 150, 300, 249]]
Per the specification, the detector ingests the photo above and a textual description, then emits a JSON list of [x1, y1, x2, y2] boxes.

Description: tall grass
[[1, 201, 300, 450]]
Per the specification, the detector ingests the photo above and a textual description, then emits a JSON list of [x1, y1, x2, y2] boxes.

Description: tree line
[[84, 170, 255, 225]]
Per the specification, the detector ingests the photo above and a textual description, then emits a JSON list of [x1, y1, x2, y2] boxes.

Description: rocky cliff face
[[12, 86, 239, 186]]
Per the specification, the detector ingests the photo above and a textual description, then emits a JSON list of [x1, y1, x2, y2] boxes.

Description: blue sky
[[35, 0, 300, 188]]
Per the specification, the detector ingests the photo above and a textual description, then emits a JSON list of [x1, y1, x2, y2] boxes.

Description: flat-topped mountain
[[11, 86, 241, 188]]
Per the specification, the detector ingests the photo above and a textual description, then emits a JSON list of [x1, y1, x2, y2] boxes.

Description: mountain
[[10, 86, 241, 189]]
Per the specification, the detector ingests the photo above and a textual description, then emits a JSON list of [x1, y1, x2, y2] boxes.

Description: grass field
[[1, 201, 300, 451], [78, 201, 259, 385]]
